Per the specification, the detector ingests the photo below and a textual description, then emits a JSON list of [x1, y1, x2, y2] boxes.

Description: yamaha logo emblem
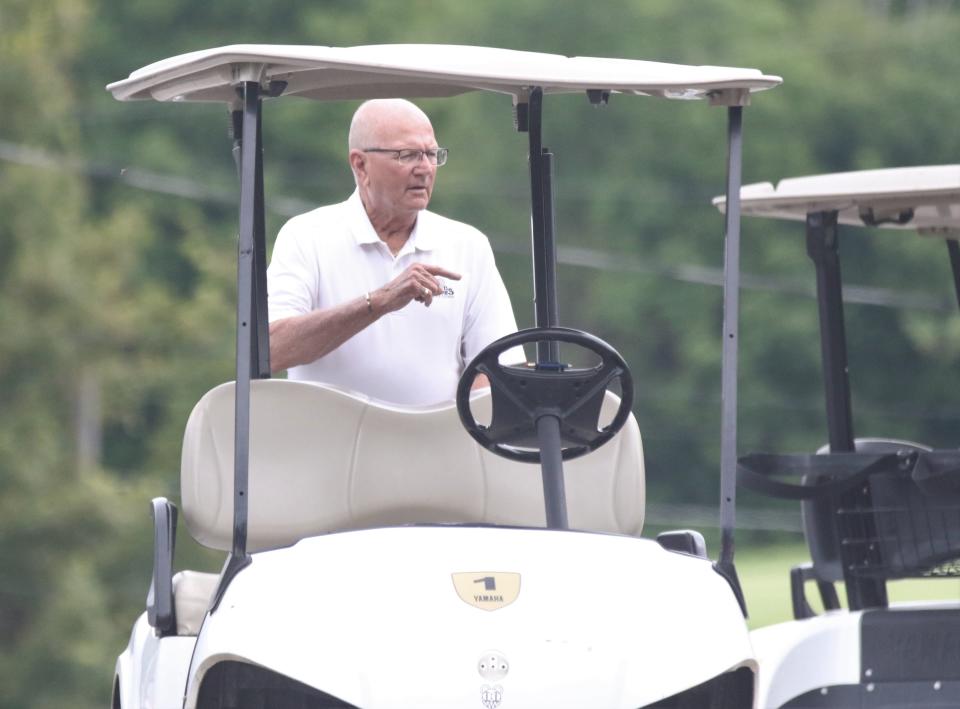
[[451, 572, 521, 611]]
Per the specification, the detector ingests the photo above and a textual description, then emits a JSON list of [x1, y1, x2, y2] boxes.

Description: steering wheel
[[456, 327, 634, 462]]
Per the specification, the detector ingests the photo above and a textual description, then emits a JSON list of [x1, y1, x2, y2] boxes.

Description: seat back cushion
[[181, 380, 644, 552]]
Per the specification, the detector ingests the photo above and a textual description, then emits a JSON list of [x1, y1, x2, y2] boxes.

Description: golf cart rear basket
[[739, 447, 960, 581], [837, 454, 960, 579]]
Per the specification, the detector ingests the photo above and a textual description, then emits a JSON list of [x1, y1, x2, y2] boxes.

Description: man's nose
[[412, 155, 435, 171]]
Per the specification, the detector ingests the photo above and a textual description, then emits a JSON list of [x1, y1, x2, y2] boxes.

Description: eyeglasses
[[363, 147, 449, 166]]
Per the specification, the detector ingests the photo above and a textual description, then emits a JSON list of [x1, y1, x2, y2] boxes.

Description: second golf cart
[[717, 165, 960, 708]]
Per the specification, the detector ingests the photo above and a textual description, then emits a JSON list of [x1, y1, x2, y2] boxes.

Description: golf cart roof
[[106, 43, 781, 105], [714, 165, 960, 235]]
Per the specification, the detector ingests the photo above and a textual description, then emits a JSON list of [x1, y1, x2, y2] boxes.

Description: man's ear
[[348, 150, 368, 185]]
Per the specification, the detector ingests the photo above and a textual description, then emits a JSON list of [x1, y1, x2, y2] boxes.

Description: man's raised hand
[[375, 263, 461, 312]]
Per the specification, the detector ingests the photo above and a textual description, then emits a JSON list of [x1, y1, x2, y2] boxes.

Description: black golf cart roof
[[106, 43, 781, 104], [714, 165, 960, 234]]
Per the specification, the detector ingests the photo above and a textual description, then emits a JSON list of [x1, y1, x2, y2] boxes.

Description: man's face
[[356, 113, 438, 219]]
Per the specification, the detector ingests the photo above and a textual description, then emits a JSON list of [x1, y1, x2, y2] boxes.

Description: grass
[[736, 541, 960, 629]]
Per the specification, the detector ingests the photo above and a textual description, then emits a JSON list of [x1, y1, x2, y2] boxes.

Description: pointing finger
[[422, 264, 461, 280]]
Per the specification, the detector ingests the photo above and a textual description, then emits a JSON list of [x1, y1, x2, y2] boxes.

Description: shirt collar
[[347, 189, 382, 246], [346, 189, 436, 253]]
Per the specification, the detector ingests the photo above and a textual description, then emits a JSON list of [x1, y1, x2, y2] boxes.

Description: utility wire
[[645, 502, 803, 533], [1, 139, 956, 313]]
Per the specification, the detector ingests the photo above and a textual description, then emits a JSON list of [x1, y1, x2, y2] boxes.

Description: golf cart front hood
[[107, 43, 781, 105], [187, 526, 754, 708]]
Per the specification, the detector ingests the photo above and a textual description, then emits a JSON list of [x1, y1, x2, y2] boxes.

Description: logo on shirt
[[438, 280, 455, 298]]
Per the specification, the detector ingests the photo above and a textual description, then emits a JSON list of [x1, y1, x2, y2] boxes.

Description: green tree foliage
[[2, 1, 960, 705], [0, 2, 231, 706]]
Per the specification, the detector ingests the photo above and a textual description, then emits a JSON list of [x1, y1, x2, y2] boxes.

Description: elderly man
[[267, 99, 521, 405]]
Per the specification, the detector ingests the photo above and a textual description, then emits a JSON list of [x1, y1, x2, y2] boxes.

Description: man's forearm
[[269, 262, 463, 372], [269, 292, 380, 372]]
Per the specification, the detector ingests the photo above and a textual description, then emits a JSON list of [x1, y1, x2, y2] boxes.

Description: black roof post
[[947, 239, 960, 313], [717, 105, 747, 616], [210, 80, 263, 611], [525, 87, 567, 530], [805, 211, 888, 610]]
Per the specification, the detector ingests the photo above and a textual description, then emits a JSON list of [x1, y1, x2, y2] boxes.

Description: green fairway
[[736, 542, 960, 629]]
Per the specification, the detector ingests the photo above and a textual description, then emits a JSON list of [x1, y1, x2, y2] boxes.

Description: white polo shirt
[[267, 191, 521, 406]]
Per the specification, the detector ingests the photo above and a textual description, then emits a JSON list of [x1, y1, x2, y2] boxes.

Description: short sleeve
[[267, 216, 317, 322]]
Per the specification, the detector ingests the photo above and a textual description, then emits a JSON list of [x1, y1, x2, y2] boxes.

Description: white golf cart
[[716, 165, 960, 708], [107, 45, 780, 708]]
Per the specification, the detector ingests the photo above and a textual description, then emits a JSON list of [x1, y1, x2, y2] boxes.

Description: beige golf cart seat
[[172, 380, 645, 635], [181, 379, 645, 552]]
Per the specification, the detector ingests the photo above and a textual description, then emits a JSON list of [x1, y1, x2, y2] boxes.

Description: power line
[[645, 502, 803, 533], [494, 242, 955, 312], [1, 139, 956, 313]]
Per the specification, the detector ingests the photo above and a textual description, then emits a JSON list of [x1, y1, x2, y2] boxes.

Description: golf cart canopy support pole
[[230, 104, 272, 380], [947, 239, 960, 312], [520, 87, 568, 530], [233, 81, 259, 559], [526, 87, 561, 361], [252, 105, 271, 379], [718, 106, 743, 574], [215, 80, 270, 608], [805, 211, 855, 452], [805, 211, 888, 610]]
